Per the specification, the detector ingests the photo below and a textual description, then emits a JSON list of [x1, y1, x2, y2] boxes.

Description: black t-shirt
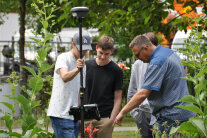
[[85, 59, 123, 117]]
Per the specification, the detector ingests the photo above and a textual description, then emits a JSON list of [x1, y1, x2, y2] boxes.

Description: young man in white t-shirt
[[47, 32, 92, 138]]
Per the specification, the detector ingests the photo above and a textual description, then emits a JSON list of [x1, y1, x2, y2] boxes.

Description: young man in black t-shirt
[[84, 35, 123, 138]]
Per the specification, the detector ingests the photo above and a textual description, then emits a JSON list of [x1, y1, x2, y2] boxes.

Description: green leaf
[[42, 28, 48, 37], [4, 95, 16, 100], [184, 62, 197, 69], [195, 83, 204, 95], [171, 121, 199, 134], [39, 9, 45, 15], [43, 20, 48, 29], [201, 53, 207, 61], [31, 100, 41, 109], [37, 132, 47, 138], [176, 104, 203, 115], [37, 47, 47, 61], [0, 102, 15, 114], [30, 127, 43, 138], [29, 77, 43, 92], [21, 115, 37, 135], [191, 118, 207, 136], [46, 15, 56, 20], [44, 33, 55, 43], [182, 75, 197, 84], [17, 95, 31, 114], [21, 86, 33, 98], [23, 66, 37, 76], [29, 38, 43, 45], [177, 95, 199, 105], [1, 114, 13, 132], [144, 15, 151, 25], [9, 132, 21, 137], [169, 126, 179, 135], [199, 92, 205, 102], [196, 66, 207, 77], [46, 45, 53, 53], [38, 63, 54, 74]]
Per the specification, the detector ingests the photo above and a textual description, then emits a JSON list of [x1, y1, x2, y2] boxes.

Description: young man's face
[[96, 46, 113, 63], [72, 42, 88, 58], [76, 49, 88, 57]]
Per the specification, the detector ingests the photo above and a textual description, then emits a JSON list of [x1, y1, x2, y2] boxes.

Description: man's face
[[131, 45, 150, 63], [72, 42, 88, 58], [96, 46, 113, 63], [81, 50, 88, 57], [76, 48, 88, 57]]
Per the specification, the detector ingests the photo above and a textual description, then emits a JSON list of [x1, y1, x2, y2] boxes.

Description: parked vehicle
[[171, 30, 207, 52], [2, 45, 37, 75]]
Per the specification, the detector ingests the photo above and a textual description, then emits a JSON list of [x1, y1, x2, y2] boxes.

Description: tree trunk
[[19, 0, 27, 90]]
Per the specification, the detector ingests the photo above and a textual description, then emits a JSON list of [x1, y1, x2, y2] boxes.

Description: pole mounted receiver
[[71, 7, 89, 18], [70, 6, 89, 138]]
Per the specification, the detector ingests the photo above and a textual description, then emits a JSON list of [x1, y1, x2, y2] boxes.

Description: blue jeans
[[50, 117, 80, 138], [157, 117, 182, 137]]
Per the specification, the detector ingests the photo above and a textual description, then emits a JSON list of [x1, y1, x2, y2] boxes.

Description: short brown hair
[[129, 35, 153, 48], [97, 35, 114, 50], [143, 32, 158, 46]]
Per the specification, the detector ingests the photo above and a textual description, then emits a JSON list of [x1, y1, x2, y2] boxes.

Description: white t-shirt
[[47, 51, 85, 120], [127, 60, 150, 115]]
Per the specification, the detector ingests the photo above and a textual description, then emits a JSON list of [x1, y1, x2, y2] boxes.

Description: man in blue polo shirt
[[114, 35, 195, 136]]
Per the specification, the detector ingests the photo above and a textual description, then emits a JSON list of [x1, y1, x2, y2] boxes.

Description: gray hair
[[129, 35, 153, 48]]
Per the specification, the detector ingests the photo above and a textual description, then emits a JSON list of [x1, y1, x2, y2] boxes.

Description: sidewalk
[[114, 126, 137, 131]]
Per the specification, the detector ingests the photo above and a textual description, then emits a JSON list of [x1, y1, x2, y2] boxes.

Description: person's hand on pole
[[76, 58, 85, 70]]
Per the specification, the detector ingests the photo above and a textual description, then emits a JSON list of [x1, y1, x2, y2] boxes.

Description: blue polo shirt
[[141, 45, 195, 121]]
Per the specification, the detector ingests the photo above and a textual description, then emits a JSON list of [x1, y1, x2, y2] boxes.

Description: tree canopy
[[1, 0, 206, 43], [1, 0, 206, 62]]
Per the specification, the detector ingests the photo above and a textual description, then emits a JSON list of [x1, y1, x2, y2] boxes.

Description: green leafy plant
[[0, 72, 21, 138], [170, 15, 207, 137], [0, 0, 56, 137]]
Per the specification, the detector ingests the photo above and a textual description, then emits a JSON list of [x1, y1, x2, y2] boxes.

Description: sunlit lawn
[[116, 116, 136, 127], [112, 131, 140, 138], [112, 116, 139, 138], [1, 116, 139, 138], [80, 116, 138, 138]]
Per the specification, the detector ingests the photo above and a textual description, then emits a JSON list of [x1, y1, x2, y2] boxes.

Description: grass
[[115, 115, 136, 127], [79, 131, 140, 138], [0, 116, 136, 127], [112, 116, 139, 138], [112, 131, 140, 138], [1, 115, 138, 138]]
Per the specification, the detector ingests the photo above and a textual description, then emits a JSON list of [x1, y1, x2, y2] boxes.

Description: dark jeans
[[157, 117, 182, 137], [135, 110, 153, 138], [50, 116, 80, 138]]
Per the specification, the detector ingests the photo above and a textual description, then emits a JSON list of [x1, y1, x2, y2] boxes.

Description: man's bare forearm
[[120, 89, 151, 115]]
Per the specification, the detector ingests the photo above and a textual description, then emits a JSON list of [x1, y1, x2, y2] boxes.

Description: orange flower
[[85, 122, 99, 138], [93, 128, 99, 133], [119, 64, 127, 70]]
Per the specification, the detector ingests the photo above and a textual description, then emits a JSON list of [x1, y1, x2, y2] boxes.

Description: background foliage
[[0, 0, 207, 137], [0, 1, 56, 137], [170, 15, 207, 137]]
